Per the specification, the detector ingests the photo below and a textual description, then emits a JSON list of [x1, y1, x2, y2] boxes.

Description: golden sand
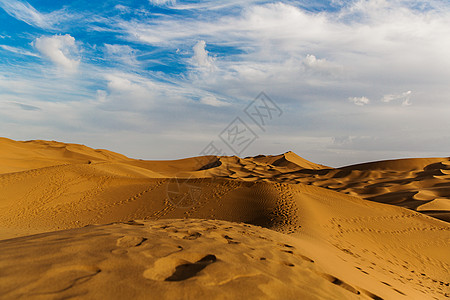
[[0, 137, 448, 299]]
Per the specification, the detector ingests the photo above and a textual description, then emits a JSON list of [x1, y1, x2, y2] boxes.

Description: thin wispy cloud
[[10, 102, 41, 111], [381, 91, 412, 106], [0, 0, 74, 30], [104, 44, 139, 67], [199, 95, 230, 107], [0, 45, 39, 57], [0, 0, 52, 29], [149, 0, 176, 6]]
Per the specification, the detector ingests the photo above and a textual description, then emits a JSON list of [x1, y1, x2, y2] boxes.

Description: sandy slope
[[274, 157, 450, 223], [0, 219, 379, 300], [0, 138, 449, 299], [3, 218, 446, 300]]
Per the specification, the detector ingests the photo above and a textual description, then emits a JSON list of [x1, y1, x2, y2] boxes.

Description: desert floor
[[0, 137, 449, 299]]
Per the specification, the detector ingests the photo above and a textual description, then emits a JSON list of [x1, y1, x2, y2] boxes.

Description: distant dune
[[0, 137, 449, 299]]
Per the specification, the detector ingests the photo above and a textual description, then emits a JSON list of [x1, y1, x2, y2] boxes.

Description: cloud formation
[[0, 45, 39, 57], [348, 96, 370, 106], [199, 96, 230, 107], [104, 44, 139, 67], [0, 0, 449, 166], [381, 91, 412, 106], [10, 102, 41, 111], [33, 34, 80, 73], [191, 40, 216, 71], [149, 0, 176, 6], [0, 0, 52, 28], [0, 0, 71, 30]]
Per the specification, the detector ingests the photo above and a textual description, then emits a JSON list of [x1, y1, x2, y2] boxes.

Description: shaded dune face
[[201, 151, 450, 223], [288, 158, 450, 222], [0, 138, 449, 299]]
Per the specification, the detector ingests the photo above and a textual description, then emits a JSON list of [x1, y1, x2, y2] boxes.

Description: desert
[[0, 137, 448, 299], [1, 0, 449, 299]]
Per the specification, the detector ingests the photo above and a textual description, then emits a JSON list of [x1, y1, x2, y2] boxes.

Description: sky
[[0, 0, 449, 167]]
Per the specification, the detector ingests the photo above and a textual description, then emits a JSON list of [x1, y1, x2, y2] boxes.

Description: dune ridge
[[0, 138, 449, 299]]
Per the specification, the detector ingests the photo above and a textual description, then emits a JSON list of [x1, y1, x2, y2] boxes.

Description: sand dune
[[0, 138, 131, 174], [0, 138, 449, 299], [2, 218, 448, 300]]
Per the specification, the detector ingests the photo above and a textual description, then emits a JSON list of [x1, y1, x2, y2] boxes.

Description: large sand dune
[[0, 137, 449, 299]]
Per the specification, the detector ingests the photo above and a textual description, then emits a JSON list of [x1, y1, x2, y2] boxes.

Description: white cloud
[[104, 44, 139, 66], [199, 95, 230, 107], [303, 54, 327, 69], [149, 0, 175, 6], [333, 136, 353, 145], [301, 54, 342, 76], [348, 96, 370, 106], [1, 0, 450, 166], [191, 40, 216, 71], [0, 0, 70, 30], [96, 90, 108, 103], [114, 4, 131, 13], [118, 0, 449, 104], [105, 73, 150, 102], [33, 34, 80, 74], [381, 91, 412, 106], [0, 45, 39, 57], [101, 72, 173, 111], [99, 71, 232, 112]]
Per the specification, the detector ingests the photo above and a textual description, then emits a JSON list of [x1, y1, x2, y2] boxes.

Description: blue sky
[[0, 0, 449, 166]]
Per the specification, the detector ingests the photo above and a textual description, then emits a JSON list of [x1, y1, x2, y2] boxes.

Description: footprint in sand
[[116, 236, 147, 247], [223, 235, 240, 244], [143, 254, 217, 281], [27, 265, 101, 294], [165, 255, 217, 281], [318, 273, 361, 295], [183, 232, 202, 240]]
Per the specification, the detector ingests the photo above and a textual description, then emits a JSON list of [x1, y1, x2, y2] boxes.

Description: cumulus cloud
[[301, 54, 342, 76], [33, 34, 80, 73], [381, 91, 412, 106], [348, 96, 370, 106], [303, 55, 327, 69], [191, 40, 216, 71]]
